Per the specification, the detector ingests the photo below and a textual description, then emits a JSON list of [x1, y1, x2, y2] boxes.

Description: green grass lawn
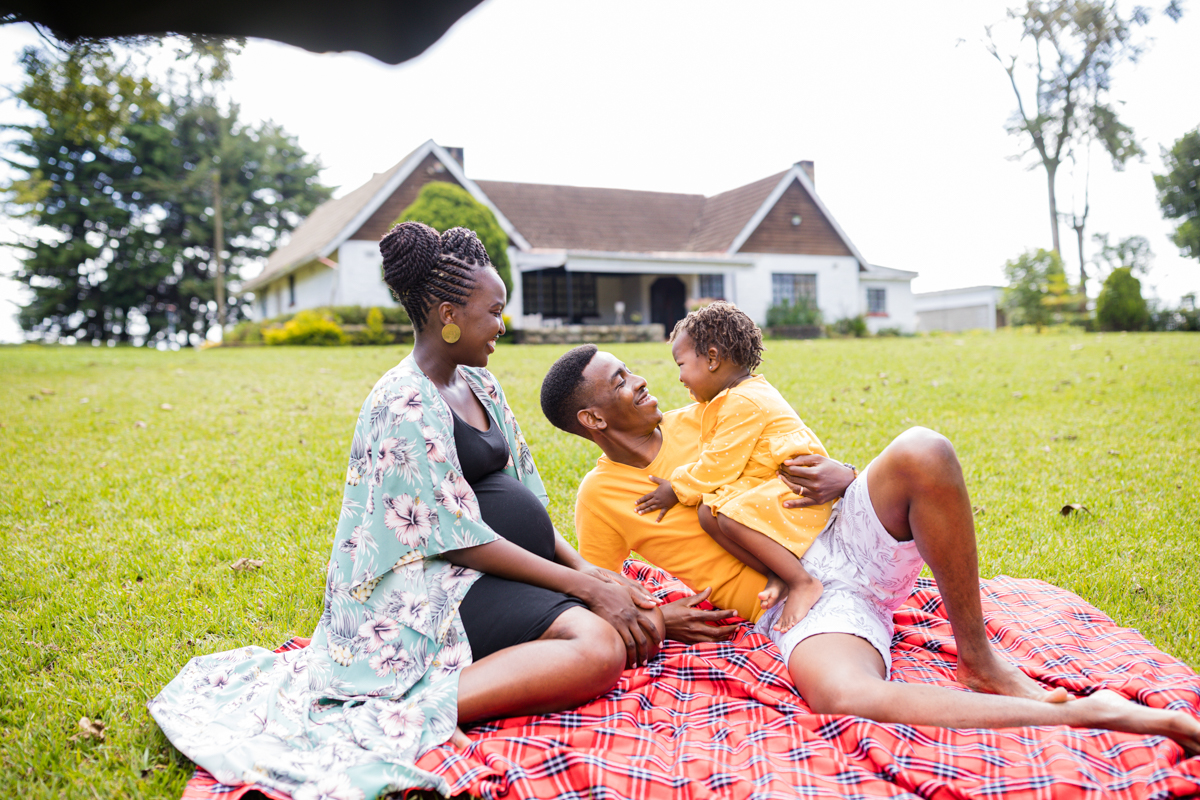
[[2, 331, 1199, 797]]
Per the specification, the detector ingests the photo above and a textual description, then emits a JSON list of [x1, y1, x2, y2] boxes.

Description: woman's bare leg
[[789, 632, 1200, 755], [457, 605, 659, 724]]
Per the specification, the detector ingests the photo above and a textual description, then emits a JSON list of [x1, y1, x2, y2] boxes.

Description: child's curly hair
[[670, 301, 763, 371]]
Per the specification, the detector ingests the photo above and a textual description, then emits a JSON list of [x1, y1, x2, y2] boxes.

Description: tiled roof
[[686, 171, 786, 253], [474, 174, 787, 254], [242, 154, 412, 291], [474, 181, 707, 252]]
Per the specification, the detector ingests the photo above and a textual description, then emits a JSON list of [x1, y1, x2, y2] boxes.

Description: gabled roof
[[726, 164, 868, 268], [249, 143, 871, 292], [244, 140, 528, 292]]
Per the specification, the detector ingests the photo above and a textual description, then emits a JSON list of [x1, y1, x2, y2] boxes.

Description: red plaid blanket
[[182, 562, 1200, 800]]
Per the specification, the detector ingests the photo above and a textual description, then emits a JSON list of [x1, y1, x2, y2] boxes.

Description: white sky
[[2, 0, 1198, 342]]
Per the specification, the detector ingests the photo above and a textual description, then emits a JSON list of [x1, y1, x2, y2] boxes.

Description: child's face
[[671, 332, 721, 402]]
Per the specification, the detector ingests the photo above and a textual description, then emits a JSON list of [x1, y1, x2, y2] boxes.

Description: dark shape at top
[[2, 0, 486, 64]]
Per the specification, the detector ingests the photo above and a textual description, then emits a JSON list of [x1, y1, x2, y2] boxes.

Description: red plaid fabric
[[182, 563, 1200, 800]]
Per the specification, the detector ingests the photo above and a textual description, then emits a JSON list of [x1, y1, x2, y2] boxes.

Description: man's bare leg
[[866, 427, 1066, 701], [789, 632, 1200, 755], [457, 605, 659, 725]]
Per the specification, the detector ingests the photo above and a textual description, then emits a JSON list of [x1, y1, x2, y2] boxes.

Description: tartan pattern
[[183, 564, 1200, 800]]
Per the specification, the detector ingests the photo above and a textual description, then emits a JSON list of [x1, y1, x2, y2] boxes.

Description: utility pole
[[212, 169, 226, 330]]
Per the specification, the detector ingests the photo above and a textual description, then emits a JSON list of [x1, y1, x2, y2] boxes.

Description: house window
[[699, 274, 725, 300], [288, 274, 296, 307], [771, 273, 817, 306], [867, 287, 887, 315], [522, 269, 598, 321], [260, 294, 268, 318]]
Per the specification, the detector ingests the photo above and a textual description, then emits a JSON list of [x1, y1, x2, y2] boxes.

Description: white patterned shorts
[[754, 463, 925, 678]]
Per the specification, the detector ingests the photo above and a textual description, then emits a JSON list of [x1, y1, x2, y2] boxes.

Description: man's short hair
[[540, 344, 599, 434]]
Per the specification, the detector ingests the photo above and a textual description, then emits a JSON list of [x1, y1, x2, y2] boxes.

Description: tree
[[1002, 247, 1081, 329], [3, 44, 330, 344], [1096, 267, 1148, 330], [397, 181, 512, 294], [1092, 233, 1153, 276], [985, 1, 1179, 283], [1154, 126, 1200, 263]]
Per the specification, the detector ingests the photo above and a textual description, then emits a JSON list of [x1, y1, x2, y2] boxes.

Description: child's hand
[[635, 476, 678, 522]]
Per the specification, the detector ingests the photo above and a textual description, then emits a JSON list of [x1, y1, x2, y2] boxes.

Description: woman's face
[[448, 267, 507, 368]]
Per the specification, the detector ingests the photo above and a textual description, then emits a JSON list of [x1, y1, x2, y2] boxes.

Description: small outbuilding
[[914, 286, 1006, 332]]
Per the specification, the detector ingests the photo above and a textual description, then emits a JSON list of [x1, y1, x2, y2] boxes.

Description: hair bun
[[380, 221, 441, 296]]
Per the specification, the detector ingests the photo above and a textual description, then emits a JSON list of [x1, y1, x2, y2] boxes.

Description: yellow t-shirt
[[575, 404, 767, 622]]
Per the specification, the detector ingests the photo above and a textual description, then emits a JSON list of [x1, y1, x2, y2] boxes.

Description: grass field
[[2, 331, 1199, 797]]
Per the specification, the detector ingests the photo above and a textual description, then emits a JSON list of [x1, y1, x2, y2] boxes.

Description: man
[[538, 344, 1200, 749]]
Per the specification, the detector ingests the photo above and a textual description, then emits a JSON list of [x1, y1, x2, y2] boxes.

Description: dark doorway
[[650, 277, 686, 338]]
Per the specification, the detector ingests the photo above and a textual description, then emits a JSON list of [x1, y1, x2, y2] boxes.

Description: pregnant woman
[[150, 223, 663, 800]]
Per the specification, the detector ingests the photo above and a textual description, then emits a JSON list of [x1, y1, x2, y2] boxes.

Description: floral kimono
[[149, 355, 547, 799]]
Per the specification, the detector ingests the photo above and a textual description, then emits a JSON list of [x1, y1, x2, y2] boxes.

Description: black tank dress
[[453, 407, 584, 661]]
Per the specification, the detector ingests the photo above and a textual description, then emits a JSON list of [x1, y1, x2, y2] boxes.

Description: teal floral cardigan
[[149, 354, 548, 799]]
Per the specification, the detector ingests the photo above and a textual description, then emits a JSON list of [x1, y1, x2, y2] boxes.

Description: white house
[[245, 140, 917, 334], [914, 286, 1006, 332]]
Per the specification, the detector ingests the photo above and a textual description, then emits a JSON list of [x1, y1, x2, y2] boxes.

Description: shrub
[[828, 315, 869, 338], [225, 320, 264, 344], [397, 182, 512, 294], [353, 307, 395, 345], [766, 297, 822, 327], [262, 310, 349, 346], [875, 326, 904, 337], [1096, 268, 1149, 332]]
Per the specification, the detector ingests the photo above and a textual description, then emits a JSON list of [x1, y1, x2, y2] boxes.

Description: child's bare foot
[[772, 578, 823, 632], [758, 573, 787, 610]]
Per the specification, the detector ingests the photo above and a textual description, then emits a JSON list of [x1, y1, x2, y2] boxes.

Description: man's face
[[579, 351, 663, 434]]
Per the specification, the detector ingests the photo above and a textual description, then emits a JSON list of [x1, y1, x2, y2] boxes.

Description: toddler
[[636, 302, 837, 631]]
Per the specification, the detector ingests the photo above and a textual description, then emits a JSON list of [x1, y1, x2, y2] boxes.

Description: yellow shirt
[[576, 404, 767, 622]]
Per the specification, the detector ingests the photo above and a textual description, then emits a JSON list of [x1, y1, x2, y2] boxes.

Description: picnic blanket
[[181, 561, 1200, 800]]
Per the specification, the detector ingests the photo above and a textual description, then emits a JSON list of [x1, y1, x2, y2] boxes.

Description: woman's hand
[[778, 455, 856, 508], [577, 579, 663, 668], [578, 564, 659, 609], [635, 476, 679, 522], [446, 538, 661, 667]]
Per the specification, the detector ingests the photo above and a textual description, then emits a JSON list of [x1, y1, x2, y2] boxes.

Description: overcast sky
[[2, 0, 1198, 342]]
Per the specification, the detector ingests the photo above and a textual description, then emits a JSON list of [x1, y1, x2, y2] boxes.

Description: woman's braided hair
[[379, 221, 494, 330], [670, 301, 764, 371]]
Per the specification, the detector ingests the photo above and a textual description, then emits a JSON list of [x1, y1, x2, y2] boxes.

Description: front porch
[[511, 250, 753, 338]]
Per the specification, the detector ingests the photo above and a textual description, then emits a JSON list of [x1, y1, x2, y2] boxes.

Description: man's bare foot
[[758, 573, 787, 610], [450, 727, 472, 749], [772, 579, 823, 632], [958, 652, 1069, 703], [1080, 689, 1200, 757]]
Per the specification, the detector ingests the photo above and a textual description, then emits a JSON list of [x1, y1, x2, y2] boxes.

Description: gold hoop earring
[[441, 323, 461, 344]]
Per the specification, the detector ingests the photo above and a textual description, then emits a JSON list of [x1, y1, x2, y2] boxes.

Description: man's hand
[[660, 587, 739, 644], [635, 476, 679, 522], [579, 564, 659, 609], [778, 455, 856, 508]]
